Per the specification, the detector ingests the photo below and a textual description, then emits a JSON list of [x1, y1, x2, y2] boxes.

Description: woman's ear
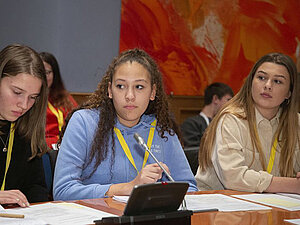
[[150, 84, 156, 101], [108, 82, 113, 99]]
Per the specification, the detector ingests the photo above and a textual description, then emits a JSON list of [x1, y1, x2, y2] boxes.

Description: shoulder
[[182, 115, 202, 126], [70, 108, 100, 124], [217, 109, 248, 131]]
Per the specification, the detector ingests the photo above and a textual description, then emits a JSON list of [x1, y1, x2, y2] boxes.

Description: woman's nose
[[125, 87, 135, 101]]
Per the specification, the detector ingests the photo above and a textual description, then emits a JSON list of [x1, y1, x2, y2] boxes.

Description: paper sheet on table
[[232, 194, 300, 211], [113, 195, 129, 203], [184, 194, 271, 212], [284, 219, 300, 224], [0, 202, 116, 225], [113, 194, 271, 212], [277, 193, 300, 201]]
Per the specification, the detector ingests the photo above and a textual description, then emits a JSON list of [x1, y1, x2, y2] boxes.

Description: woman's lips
[[261, 93, 272, 98]]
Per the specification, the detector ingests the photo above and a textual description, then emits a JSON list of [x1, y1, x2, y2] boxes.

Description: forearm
[[265, 176, 300, 194], [105, 182, 135, 197]]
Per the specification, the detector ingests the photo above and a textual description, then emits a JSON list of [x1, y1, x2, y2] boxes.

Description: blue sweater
[[53, 109, 198, 200]]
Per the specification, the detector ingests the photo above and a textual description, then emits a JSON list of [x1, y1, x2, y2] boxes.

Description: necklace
[[0, 133, 9, 152]]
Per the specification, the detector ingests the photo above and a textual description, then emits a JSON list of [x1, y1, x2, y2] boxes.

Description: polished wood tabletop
[[74, 190, 300, 225]]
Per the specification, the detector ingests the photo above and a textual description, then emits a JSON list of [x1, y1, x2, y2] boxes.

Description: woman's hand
[[130, 163, 170, 186], [0, 190, 30, 207], [105, 163, 171, 197]]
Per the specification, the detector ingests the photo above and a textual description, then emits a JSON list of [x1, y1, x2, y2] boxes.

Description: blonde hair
[[199, 53, 299, 177], [0, 44, 48, 158]]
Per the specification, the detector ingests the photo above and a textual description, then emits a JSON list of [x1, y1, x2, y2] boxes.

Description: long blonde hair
[[0, 44, 48, 158], [199, 53, 299, 177]]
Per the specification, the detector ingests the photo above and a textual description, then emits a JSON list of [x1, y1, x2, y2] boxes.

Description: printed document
[[0, 202, 116, 225], [232, 193, 300, 211]]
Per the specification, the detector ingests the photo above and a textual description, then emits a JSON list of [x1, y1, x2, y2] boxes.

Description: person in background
[[39, 52, 78, 150], [196, 52, 300, 194], [181, 82, 233, 174], [53, 48, 198, 201], [0, 44, 48, 207]]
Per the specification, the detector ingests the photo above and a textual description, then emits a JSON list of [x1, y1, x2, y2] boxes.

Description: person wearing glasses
[[39, 52, 78, 150]]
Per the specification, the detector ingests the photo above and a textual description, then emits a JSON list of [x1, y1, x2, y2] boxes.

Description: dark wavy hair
[[39, 52, 73, 111], [60, 48, 180, 177]]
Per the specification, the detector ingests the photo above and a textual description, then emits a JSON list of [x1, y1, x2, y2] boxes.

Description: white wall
[[0, 0, 121, 92]]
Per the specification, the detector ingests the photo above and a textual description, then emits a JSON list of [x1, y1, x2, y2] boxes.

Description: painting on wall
[[120, 0, 300, 95]]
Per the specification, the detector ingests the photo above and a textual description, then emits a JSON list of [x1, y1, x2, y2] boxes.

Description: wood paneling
[[167, 95, 203, 125], [71, 92, 91, 105], [71, 93, 204, 125]]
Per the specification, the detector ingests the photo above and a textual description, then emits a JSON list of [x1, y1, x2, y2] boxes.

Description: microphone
[[134, 133, 175, 182], [134, 132, 187, 210]]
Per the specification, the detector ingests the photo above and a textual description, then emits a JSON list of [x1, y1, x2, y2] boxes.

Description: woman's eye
[[30, 96, 38, 100], [116, 84, 124, 89], [257, 75, 265, 80], [13, 90, 21, 95], [136, 85, 144, 90], [274, 79, 282, 84]]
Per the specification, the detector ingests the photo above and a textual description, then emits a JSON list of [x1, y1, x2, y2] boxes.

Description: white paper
[[284, 219, 300, 225], [184, 194, 271, 212], [113, 194, 271, 212], [277, 193, 300, 201], [232, 193, 300, 211], [1, 202, 116, 225], [113, 195, 129, 203]]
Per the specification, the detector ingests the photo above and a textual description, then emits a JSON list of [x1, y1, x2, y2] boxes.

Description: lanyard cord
[[267, 138, 278, 174], [114, 119, 157, 174], [1, 123, 15, 191], [48, 101, 64, 132]]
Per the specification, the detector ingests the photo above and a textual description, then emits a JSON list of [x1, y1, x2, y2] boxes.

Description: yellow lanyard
[[114, 119, 157, 174], [1, 123, 15, 191], [267, 139, 278, 174], [48, 101, 64, 132]]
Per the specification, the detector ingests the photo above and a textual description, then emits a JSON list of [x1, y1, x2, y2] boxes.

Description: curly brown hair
[[61, 48, 180, 177]]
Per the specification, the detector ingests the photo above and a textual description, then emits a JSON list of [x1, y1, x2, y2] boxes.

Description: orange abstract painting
[[120, 0, 300, 95]]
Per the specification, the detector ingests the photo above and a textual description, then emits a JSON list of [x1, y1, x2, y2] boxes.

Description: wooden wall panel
[[71, 93, 204, 125]]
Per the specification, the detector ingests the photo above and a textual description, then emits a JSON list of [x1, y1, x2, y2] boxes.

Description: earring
[[285, 98, 290, 105]]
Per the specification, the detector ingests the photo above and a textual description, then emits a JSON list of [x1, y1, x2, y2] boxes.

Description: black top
[[181, 114, 208, 148], [0, 121, 48, 203], [180, 114, 209, 175]]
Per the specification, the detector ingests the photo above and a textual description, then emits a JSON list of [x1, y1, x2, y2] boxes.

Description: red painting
[[120, 0, 300, 95]]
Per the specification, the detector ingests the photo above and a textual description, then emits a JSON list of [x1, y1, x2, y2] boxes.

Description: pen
[[193, 208, 219, 213], [0, 213, 25, 218]]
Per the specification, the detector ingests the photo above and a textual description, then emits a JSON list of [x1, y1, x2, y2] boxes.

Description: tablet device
[[123, 182, 189, 216]]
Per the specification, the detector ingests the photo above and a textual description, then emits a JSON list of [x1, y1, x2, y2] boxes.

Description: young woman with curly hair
[[53, 48, 197, 200]]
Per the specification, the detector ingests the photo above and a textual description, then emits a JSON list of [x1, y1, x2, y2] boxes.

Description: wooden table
[[74, 190, 300, 225]]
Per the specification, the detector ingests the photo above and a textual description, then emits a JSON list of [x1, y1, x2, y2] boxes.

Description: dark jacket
[[0, 121, 48, 203]]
